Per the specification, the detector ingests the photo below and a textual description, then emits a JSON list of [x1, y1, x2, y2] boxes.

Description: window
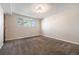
[[17, 17, 36, 27], [31, 20, 36, 27]]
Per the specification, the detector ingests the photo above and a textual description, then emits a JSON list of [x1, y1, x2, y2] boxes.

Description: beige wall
[[42, 4, 79, 45], [0, 6, 4, 48], [5, 14, 41, 41]]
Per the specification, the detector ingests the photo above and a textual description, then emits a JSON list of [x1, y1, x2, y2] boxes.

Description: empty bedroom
[[0, 3, 79, 55]]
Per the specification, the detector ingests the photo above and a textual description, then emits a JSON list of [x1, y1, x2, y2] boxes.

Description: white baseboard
[[43, 35, 79, 45], [5, 35, 41, 41], [5, 35, 79, 45]]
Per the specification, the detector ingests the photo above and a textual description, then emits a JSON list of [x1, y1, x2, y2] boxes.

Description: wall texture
[[42, 4, 79, 45], [0, 6, 4, 48], [5, 14, 41, 41]]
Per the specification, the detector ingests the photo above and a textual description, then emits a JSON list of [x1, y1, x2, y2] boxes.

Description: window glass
[[31, 20, 36, 27], [17, 17, 36, 27]]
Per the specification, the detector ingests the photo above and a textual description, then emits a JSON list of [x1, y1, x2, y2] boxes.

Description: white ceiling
[[0, 3, 79, 19]]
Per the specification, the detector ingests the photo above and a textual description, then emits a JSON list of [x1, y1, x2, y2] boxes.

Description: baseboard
[[5, 35, 79, 45], [5, 35, 41, 41], [43, 35, 79, 45]]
